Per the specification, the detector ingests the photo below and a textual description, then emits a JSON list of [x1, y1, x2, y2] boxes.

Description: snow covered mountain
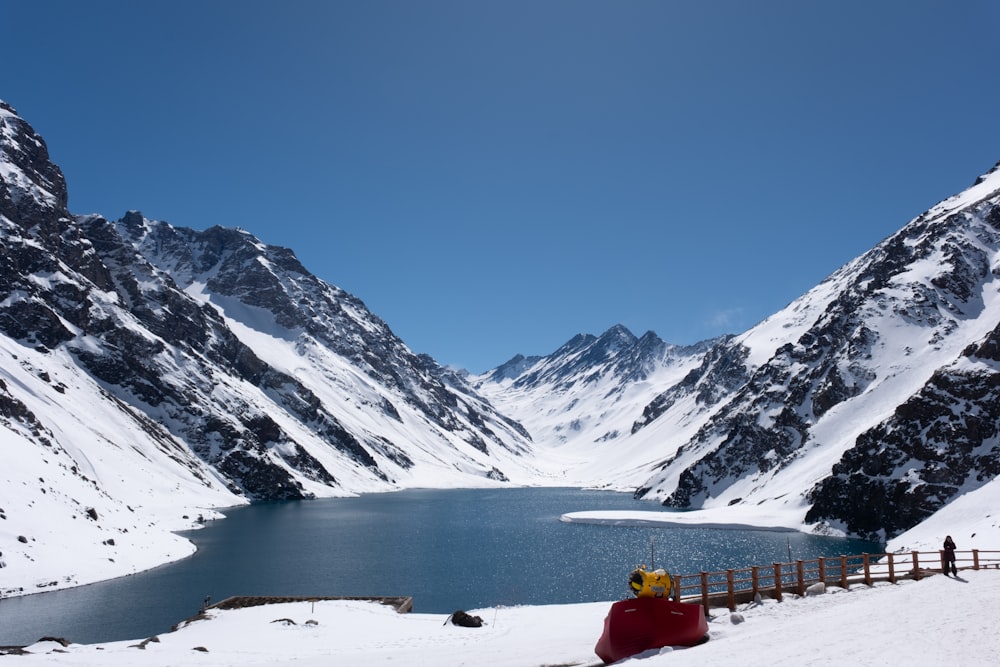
[[472, 326, 718, 487], [5, 96, 1000, 599], [0, 100, 536, 595], [480, 160, 1000, 544]]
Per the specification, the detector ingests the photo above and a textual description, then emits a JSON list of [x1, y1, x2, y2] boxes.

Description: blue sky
[[3, 1, 999, 372]]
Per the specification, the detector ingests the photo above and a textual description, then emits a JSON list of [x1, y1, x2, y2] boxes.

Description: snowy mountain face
[[0, 102, 531, 496], [473, 326, 717, 486], [631, 163, 1000, 542], [5, 97, 1000, 599], [479, 163, 1000, 544], [803, 176, 1000, 540], [1, 100, 538, 594]]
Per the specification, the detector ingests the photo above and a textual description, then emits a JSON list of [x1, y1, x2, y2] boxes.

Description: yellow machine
[[628, 566, 672, 598]]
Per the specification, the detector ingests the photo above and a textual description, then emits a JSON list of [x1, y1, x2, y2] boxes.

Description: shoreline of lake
[[0, 488, 879, 646]]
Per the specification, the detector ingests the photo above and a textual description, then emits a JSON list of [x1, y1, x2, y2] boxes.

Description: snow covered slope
[[0, 99, 536, 596], [11, 569, 1000, 666], [482, 160, 1000, 544], [473, 326, 716, 488], [5, 94, 1000, 600]]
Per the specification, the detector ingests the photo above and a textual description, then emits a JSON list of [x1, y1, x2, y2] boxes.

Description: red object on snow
[[594, 597, 708, 664]]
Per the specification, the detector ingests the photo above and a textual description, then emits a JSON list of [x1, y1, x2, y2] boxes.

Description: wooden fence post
[[700, 572, 710, 616], [664, 548, 998, 610]]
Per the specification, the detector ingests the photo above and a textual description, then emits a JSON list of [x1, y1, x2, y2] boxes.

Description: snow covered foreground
[[10, 568, 999, 666]]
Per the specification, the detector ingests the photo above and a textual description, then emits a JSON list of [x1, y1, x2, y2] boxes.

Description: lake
[[0, 487, 879, 645]]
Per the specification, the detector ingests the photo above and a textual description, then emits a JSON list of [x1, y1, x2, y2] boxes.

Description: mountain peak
[[595, 324, 638, 350], [0, 100, 68, 227]]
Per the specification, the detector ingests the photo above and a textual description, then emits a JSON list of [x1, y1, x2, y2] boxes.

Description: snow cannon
[[628, 566, 672, 598], [594, 565, 708, 663]]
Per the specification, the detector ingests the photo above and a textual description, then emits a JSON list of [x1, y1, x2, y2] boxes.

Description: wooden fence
[[669, 549, 1000, 615]]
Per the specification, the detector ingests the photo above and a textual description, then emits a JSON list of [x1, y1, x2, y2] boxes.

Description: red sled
[[594, 597, 708, 664]]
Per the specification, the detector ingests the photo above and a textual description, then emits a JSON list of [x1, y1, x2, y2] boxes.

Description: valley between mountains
[[3, 98, 1000, 597]]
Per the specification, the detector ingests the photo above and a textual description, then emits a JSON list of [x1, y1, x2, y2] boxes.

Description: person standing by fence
[[943, 536, 958, 576]]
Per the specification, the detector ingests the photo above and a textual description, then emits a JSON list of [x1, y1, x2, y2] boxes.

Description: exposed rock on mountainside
[[6, 92, 1000, 600], [483, 160, 1000, 543], [635, 162, 1000, 541], [807, 264, 1000, 541], [1, 99, 533, 522], [629, 336, 747, 434], [473, 326, 715, 484]]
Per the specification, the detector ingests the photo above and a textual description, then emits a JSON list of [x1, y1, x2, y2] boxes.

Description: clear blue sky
[[4, 1, 999, 372]]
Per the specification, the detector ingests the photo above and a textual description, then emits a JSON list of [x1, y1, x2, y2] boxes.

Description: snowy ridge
[[0, 100, 537, 597], [4, 94, 1000, 603], [624, 166, 1000, 523], [108, 212, 535, 485], [482, 159, 1000, 545], [0, 101, 65, 217], [473, 327, 713, 487]]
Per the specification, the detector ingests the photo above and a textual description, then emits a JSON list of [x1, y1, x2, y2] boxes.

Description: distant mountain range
[[3, 98, 1000, 595]]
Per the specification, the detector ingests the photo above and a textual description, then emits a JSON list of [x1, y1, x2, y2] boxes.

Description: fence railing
[[669, 549, 1000, 615]]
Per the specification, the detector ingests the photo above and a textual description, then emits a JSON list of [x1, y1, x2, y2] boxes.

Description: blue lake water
[[0, 487, 879, 645]]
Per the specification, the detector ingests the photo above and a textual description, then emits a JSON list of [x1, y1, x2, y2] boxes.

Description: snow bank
[[8, 569, 1000, 666]]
